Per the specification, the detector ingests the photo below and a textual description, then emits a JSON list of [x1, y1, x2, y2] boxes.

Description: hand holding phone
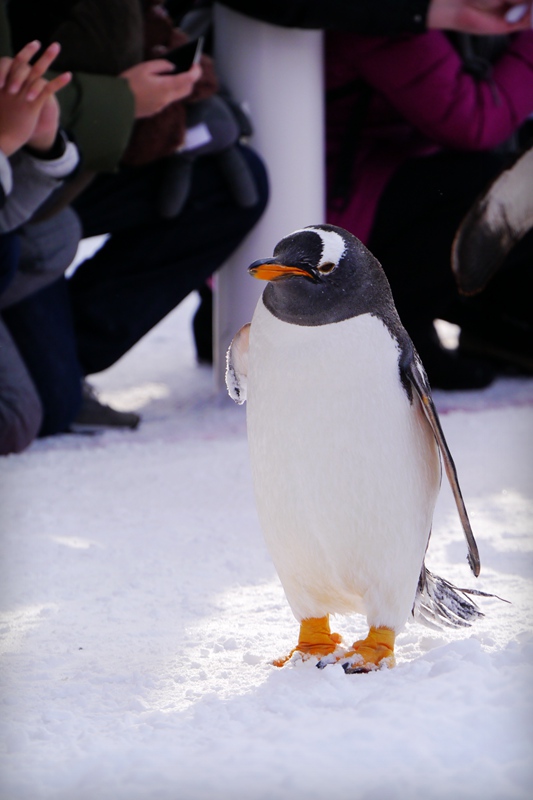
[[165, 37, 204, 74], [121, 46, 203, 119]]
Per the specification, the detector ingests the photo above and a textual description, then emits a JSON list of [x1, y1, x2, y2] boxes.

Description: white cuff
[[0, 150, 13, 197], [26, 135, 79, 181]]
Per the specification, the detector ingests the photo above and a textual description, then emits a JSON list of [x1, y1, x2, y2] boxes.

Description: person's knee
[[0, 322, 43, 455], [1, 207, 83, 309], [0, 392, 43, 454]]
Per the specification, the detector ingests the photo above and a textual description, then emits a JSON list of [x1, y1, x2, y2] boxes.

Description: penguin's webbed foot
[[341, 626, 396, 674], [273, 616, 343, 668], [315, 645, 350, 670]]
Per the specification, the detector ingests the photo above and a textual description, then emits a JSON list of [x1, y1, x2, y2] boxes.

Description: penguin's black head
[[248, 224, 396, 327]]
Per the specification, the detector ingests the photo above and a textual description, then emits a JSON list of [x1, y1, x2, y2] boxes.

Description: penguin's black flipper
[[402, 352, 481, 577], [226, 323, 251, 404]]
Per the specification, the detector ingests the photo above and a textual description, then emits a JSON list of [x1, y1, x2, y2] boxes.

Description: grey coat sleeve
[[0, 135, 79, 232]]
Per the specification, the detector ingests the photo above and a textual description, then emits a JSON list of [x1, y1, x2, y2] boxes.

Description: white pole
[[212, 4, 325, 389]]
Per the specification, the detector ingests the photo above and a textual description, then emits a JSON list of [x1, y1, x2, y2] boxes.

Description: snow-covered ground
[[1, 277, 532, 799]]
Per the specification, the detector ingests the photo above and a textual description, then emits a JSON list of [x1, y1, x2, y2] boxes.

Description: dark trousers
[[70, 145, 269, 374], [0, 233, 20, 294], [2, 210, 83, 437], [3, 278, 83, 437], [3, 146, 267, 437]]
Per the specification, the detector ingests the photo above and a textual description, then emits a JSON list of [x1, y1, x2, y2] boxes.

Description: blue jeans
[[2, 209, 83, 437], [0, 233, 43, 454]]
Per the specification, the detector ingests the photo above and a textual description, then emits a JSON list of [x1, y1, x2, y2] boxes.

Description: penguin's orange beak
[[248, 258, 314, 282]]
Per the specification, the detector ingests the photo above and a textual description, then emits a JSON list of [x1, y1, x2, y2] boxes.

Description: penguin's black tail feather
[[412, 567, 505, 629]]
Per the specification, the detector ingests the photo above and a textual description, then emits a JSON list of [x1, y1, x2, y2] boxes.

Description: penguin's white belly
[[247, 301, 441, 630]]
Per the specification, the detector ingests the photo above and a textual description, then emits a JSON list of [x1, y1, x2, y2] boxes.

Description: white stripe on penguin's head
[[303, 226, 346, 268]]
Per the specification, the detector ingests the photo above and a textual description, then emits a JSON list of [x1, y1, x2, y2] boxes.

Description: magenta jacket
[[325, 30, 533, 244]]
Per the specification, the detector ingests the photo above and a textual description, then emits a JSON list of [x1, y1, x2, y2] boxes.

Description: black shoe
[[192, 285, 213, 365], [70, 382, 141, 433], [410, 323, 495, 391]]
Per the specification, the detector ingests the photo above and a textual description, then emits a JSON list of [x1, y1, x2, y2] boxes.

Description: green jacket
[[54, 73, 135, 173]]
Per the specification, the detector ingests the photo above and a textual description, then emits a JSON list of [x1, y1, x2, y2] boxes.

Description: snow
[[1, 276, 533, 799]]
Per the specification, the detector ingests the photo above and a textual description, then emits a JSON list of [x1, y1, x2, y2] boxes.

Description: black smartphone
[[165, 37, 204, 74]]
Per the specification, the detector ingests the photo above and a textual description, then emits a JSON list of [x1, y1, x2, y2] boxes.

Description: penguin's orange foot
[[273, 616, 344, 667], [341, 626, 396, 674]]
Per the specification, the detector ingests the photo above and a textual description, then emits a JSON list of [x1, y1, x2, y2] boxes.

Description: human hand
[[0, 41, 71, 157], [26, 95, 61, 153], [120, 60, 202, 119], [427, 0, 533, 33]]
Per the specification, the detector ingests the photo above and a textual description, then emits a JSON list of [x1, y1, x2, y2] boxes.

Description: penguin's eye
[[317, 261, 336, 274]]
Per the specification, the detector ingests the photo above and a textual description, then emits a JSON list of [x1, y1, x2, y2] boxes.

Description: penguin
[[226, 224, 484, 673], [452, 146, 533, 296]]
